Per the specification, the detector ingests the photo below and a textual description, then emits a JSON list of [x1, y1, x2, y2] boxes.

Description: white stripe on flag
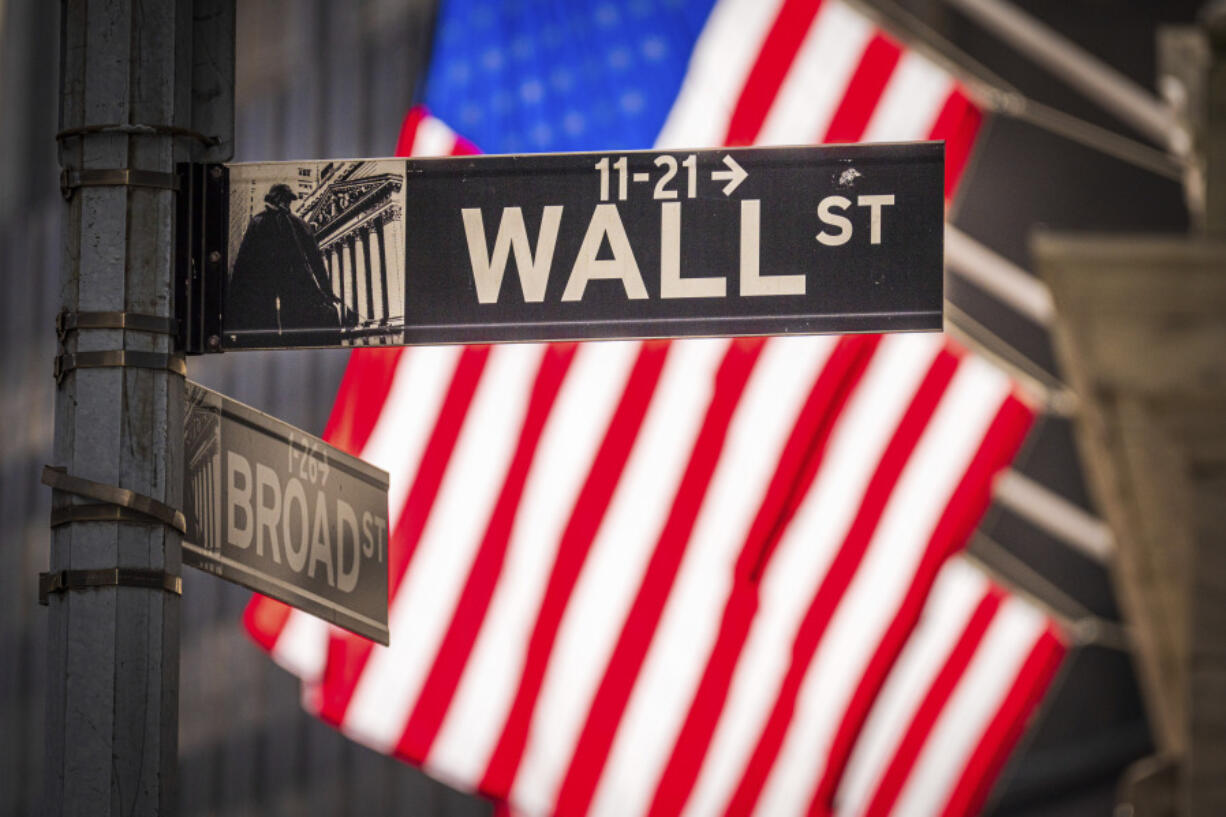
[[343, 344, 546, 753], [835, 559, 990, 816], [413, 114, 464, 156], [757, 1, 875, 145], [511, 339, 729, 817], [363, 346, 464, 531], [753, 352, 1012, 817], [891, 596, 1047, 816], [588, 336, 838, 817], [862, 50, 956, 142], [654, 0, 785, 148], [266, 346, 463, 680], [681, 333, 942, 817], [270, 608, 329, 682], [427, 341, 642, 787]]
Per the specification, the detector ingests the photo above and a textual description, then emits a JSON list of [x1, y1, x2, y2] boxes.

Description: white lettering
[[281, 478, 310, 573], [659, 202, 725, 299], [309, 495, 334, 586], [857, 194, 894, 244], [255, 463, 283, 564], [362, 512, 376, 558], [226, 452, 253, 550], [336, 499, 360, 594], [740, 199, 804, 296], [374, 517, 387, 562], [462, 206, 563, 303], [816, 195, 853, 246], [562, 204, 648, 301]]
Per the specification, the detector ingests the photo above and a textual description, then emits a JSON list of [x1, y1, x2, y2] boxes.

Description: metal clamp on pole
[[60, 168, 180, 200], [56, 310, 179, 340], [56, 122, 220, 146], [39, 568, 182, 606], [41, 465, 187, 535], [53, 349, 187, 383]]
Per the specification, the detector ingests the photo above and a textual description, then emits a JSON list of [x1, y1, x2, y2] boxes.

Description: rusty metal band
[[42, 465, 187, 535], [56, 123, 219, 146], [60, 168, 180, 199], [56, 310, 178, 339], [54, 349, 187, 383], [38, 568, 182, 606], [50, 504, 166, 529]]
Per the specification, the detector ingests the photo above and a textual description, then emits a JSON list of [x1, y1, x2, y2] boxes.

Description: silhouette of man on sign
[[226, 183, 344, 343]]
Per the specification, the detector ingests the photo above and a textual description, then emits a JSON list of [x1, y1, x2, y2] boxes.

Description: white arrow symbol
[[711, 154, 748, 196]]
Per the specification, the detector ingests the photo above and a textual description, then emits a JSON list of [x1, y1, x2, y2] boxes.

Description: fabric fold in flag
[[243, 0, 1063, 813], [834, 558, 1067, 817]]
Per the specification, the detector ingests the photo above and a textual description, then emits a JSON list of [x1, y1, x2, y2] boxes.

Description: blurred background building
[[0, 0, 1214, 815]]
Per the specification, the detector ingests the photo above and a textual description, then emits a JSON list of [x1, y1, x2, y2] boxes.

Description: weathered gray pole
[[46, 1, 190, 812]]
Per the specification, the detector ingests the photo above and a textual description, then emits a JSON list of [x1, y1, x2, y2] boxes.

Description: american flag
[[244, 1, 1066, 815]]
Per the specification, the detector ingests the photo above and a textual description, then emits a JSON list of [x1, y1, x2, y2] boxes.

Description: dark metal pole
[[47, 0, 192, 812]]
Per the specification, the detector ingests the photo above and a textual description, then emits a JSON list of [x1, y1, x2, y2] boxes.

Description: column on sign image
[[327, 243, 344, 316], [373, 218, 391, 324], [381, 209, 405, 324], [359, 225, 383, 326], [354, 226, 371, 323], [346, 235, 359, 323]]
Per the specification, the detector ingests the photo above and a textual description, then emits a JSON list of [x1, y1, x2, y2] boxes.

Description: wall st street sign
[[183, 381, 390, 643], [178, 142, 944, 351]]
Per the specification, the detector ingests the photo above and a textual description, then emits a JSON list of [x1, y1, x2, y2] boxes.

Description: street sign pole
[[48, 2, 232, 814]]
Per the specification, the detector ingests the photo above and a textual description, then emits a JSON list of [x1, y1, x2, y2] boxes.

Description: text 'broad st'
[[183, 382, 390, 643]]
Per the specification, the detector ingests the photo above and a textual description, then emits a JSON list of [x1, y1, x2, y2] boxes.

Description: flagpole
[[945, 225, 1053, 326], [940, 0, 1188, 154], [992, 470, 1115, 564]]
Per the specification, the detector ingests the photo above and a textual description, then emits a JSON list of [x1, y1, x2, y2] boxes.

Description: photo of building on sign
[[224, 159, 407, 348]]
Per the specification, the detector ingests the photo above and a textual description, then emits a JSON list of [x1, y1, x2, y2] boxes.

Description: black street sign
[[180, 142, 944, 352], [183, 381, 390, 644]]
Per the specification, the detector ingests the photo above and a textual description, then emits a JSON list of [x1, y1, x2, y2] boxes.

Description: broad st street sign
[[183, 381, 390, 643], [177, 142, 944, 352]]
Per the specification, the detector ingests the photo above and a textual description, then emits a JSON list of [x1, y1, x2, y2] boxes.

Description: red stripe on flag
[[862, 588, 1005, 817], [645, 337, 876, 817], [740, 335, 880, 582], [396, 105, 482, 156], [396, 106, 430, 156], [650, 589, 758, 817], [722, 347, 959, 817], [398, 345, 579, 761], [243, 596, 292, 651], [821, 33, 903, 144], [553, 339, 767, 817], [242, 348, 404, 653], [926, 87, 983, 199], [480, 342, 671, 798], [244, 104, 461, 659], [808, 388, 1036, 813], [387, 347, 492, 599], [319, 346, 492, 726], [724, 0, 826, 146], [322, 348, 405, 457], [939, 627, 1066, 817]]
